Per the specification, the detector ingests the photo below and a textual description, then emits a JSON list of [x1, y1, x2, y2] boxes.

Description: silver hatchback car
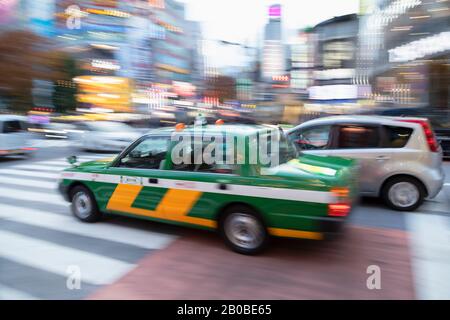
[[287, 115, 445, 211]]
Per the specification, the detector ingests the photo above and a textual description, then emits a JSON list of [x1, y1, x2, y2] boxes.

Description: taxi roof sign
[[175, 123, 185, 131]]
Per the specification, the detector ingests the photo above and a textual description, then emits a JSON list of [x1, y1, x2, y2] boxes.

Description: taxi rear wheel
[[219, 206, 268, 255], [70, 185, 102, 222]]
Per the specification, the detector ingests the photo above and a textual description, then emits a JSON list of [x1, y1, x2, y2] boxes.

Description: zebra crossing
[[0, 154, 177, 300], [30, 139, 73, 149]]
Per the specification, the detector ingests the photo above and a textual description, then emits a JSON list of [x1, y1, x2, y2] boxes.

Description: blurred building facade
[[307, 13, 359, 111], [359, 0, 449, 113], [51, 0, 204, 112], [0, 0, 56, 36], [262, 4, 286, 81], [289, 28, 317, 98], [149, 0, 192, 85]]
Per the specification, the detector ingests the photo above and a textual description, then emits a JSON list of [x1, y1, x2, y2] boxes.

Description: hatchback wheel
[[382, 177, 425, 211], [219, 206, 268, 255], [70, 185, 102, 222]]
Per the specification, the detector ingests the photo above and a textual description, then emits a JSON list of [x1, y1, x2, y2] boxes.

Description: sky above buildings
[[181, 0, 360, 68]]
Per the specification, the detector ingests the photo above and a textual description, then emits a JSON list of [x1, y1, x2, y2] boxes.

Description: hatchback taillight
[[400, 119, 439, 152]]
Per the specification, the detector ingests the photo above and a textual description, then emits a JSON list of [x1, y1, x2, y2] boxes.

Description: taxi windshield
[[251, 129, 299, 168], [276, 131, 299, 166]]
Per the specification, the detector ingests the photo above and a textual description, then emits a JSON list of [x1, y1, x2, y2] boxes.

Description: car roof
[[288, 115, 428, 131], [143, 124, 280, 137]]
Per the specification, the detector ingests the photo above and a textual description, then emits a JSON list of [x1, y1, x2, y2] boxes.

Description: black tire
[[219, 205, 268, 255], [70, 185, 102, 222], [381, 176, 425, 211]]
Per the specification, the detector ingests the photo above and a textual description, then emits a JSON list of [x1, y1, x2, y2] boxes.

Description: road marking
[[0, 169, 58, 180], [0, 204, 176, 250], [0, 284, 38, 300], [11, 164, 65, 172], [0, 187, 63, 205], [0, 230, 135, 286], [406, 213, 450, 299], [38, 160, 71, 167], [1, 176, 56, 190]]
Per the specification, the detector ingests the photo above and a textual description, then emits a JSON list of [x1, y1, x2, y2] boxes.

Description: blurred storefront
[[74, 75, 132, 112]]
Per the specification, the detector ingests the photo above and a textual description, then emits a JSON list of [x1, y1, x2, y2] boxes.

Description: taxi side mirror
[[67, 156, 77, 165]]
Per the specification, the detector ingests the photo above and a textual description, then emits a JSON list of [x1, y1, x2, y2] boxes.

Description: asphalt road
[[0, 140, 449, 299]]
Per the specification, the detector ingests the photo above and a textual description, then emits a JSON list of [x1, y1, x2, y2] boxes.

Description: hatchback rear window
[[382, 126, 413, 148]]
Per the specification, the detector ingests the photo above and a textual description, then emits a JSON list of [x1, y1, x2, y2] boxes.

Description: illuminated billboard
[[269, 4, 281, 18], [74, 76, 133, 112]]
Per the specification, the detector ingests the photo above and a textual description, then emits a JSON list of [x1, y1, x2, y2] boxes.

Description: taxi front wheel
[[219, 206, 268, 255], [70, 185, 102, 223]]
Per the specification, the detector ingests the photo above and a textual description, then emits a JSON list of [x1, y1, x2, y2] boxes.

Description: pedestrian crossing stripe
[[0, 153, 176, 299], [0, 230, 134, 285], [0, 203, 176, 250]]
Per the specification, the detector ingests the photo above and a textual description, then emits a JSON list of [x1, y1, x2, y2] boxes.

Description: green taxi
[[59, 123, 357, 254]]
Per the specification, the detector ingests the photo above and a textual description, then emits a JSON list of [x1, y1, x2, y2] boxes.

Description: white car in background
[[73, 121, 141, 152], [0, 115, 36, 158]]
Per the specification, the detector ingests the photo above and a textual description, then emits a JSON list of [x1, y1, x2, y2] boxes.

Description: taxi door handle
[[218, 183, 228, 190], [376, 155, 390, 161], [217, 179, 231, 190], [149, 178, 158, 184]]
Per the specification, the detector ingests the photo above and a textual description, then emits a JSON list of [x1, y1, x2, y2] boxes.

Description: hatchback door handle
[[376, 156, 390, 161]]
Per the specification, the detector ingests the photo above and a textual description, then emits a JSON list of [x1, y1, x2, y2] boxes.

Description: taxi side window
[[119, 136, 169, 170], [171, 137, 237, 174]]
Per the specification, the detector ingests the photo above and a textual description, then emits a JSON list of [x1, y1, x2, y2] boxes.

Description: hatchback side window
[[2, 120, 24, 133], [337, 125, 379, 149], [118, 136, 169, 169], [290, 126, 331, 150], [382, 126, 413, 148]]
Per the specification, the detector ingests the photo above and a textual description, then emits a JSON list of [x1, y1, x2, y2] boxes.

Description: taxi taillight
[[328, 187, 351, 217], [331, 187, 350, 198], [328, 203, 351, 217]]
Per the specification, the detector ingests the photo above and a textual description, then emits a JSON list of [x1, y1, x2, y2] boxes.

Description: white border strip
[[61, 172, 335, 204]]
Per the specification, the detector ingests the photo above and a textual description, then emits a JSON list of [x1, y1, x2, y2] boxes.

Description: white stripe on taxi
[[60, 171, 336, 204]]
